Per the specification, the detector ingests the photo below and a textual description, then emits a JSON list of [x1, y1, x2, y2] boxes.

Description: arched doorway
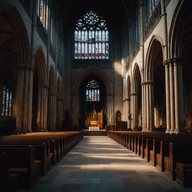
[[79, 75, 107, 129]]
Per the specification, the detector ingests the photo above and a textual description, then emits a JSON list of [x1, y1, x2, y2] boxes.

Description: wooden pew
[[0, 152, 18, 192], [167, 142, 192, 180], [176, 163, 192, 187], [0, 145, 39, 188], [0, 138, 52, 176]]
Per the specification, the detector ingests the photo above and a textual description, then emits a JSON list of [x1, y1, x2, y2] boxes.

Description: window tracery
[[86, 79, 100, 102], [1, 85, 12, 117], [74, 11, 109, 59]]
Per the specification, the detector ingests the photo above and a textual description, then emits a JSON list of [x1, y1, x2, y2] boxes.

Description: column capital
[[123, 98, 130, 102], [143, 81, 153, 85], [171, 57, 181, 65], [163, 59, 171, 66]]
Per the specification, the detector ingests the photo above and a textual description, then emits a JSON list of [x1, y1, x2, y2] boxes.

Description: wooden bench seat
[[0, 145, 39, 188], [176, 163, 192, 187], [0, 152, 18, 192]]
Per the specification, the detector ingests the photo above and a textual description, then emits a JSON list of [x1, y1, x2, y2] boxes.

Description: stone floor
[[18, 136, 192, 192]]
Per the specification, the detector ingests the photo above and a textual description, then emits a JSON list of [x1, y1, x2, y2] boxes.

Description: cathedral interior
[[0, 0, 192, 191], [0, 0, 191, 135]]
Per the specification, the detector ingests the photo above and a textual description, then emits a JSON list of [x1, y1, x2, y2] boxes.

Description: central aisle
[[20, 136, 191, 192]]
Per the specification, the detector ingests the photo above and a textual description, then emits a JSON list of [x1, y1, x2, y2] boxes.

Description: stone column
[[163, 60, 171, 133], [142, 82, 147, 131], [169, 60, 175, 134], [173, 58, 179, 134], [48, 92, 57, 131], [145, 81, 154, 131], [131, 92, 137, 130], [107, 94, 113, 125], [72, 94, 79, 128], [15, 66, 25, 133], [43, 86, 48, 131], [27, 68, 34, 132], [173, 58, 184, 134], [57, 97, 64, 130], [127, 98, 131, 129], [15, 65, 34, 133], [37, 84, 48, 131]]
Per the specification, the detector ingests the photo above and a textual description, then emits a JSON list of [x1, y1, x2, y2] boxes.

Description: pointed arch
[[74, 10, 109, 60], [0, 6, 30, 134], [169, 0, 192, 134], [72, 66, 113, 96], [34, 47, 47, 85], [144, 36, 165, 131], [131, 63, 142, 130]]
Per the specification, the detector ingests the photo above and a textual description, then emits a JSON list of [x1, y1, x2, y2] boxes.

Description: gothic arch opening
[[132, 64, 141, 130], [32, 48, 47, 132], [79, 75, 107, 129], [146, 39, 165, 131], [0, 7, 29, 134], [171, 1, 192, 133]]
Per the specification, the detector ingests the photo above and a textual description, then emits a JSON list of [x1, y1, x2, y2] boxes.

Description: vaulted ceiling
[[52, 0, 137, 35]]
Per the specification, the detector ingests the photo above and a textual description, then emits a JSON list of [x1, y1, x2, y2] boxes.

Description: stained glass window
[[147, 0, 159, 18], [37, 0, 48, 29], [86, 80, 100, 102], [2, 86, 12, 117], [74, 11, 109, 59]]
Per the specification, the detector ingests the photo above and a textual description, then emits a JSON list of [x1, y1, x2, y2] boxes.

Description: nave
[[18, 136, 191, 192]]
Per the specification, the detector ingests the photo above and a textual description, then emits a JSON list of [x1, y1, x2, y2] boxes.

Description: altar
[[89, 126, 100, 131], [85, 108, 103, 129]]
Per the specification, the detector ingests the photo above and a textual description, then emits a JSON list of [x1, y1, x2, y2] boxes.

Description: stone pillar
[[15, 66, 34, 133], [37, 84, 48, 131], [131, 92, 137, 130], [173, 58, 184, 134], [142, 82, 147, 131], [173, 58, 179, 134], [27, 68, 33, 132], [145, 81, 154, 131], [48, 92, 57, 131], [127, 98, 131, 129], [43, 86, 48, 131], [163, 60, 171, 133], [107, 94, 113, 125], [15, 67, 25, 133], [169, 60, 175, 134], [57, 98, 64, 130]]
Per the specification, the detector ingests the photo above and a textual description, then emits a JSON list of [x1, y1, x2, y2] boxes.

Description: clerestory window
[[37, 0, 49, 29], [74, 11, 109, 60]]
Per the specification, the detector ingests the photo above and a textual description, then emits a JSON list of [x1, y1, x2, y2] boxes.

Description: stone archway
[[33, 47, 48, 132], [144, 37, 165, 132], [0, 6, 30, 134], [169, 0, 192, 134], [132, 64, 142, 130], [72, 67, 113, 129], [79, 75, 107, 129]]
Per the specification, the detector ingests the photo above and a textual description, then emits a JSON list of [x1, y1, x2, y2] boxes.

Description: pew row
[[107, 130, 192, 187], [0, 131, 83, 189]]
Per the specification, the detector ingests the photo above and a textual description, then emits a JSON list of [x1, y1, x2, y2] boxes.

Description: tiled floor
[[18, 136, 191, 192]]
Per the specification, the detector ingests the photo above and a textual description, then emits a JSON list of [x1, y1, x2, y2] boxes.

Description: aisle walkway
[[19, 136, 191, 192]]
